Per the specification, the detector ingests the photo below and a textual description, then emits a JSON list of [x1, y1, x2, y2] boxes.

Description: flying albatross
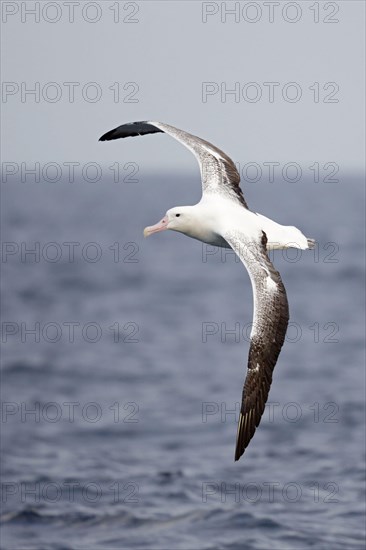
[[99, 121, 314, 461]]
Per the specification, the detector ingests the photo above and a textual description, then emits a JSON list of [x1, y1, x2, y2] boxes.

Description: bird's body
[[165, 196, 310, 251], [99, 120, 314, 461]]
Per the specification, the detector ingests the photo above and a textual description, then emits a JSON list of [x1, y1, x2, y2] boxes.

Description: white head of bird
[[143, 206, 200, 239]]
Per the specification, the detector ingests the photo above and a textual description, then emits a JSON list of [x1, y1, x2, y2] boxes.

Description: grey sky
[[1, 1, 365, 174]]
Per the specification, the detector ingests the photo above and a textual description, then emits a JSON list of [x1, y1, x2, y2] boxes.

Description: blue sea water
[[1, 173, 365, 549]]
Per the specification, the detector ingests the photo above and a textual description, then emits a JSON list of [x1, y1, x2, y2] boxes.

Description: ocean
[[1, 172, 365, 549]]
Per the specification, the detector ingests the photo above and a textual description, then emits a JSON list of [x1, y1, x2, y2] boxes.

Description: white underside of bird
[[144, 195, 311, 251]]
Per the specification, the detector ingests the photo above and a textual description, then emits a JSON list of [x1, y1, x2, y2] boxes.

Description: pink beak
[[143, 215, 169, 237]]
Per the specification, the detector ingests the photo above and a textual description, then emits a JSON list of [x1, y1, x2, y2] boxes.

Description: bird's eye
[[175, 214, 180, 217]]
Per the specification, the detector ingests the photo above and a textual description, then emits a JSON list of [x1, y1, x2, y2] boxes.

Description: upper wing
[[222, 230, 289, 461], [99, 121, 248, 208]]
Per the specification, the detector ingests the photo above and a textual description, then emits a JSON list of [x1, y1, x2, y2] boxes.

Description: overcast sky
[[1, 1, 365, 175]]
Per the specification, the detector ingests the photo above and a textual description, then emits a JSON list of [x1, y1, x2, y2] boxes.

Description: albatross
[[99, 121, 314, 461]]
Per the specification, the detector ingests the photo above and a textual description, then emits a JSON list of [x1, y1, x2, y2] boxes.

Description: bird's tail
[[307, 238, 316, 249]]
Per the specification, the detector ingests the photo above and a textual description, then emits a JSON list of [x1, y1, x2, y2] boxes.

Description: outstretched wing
[[99, 121, 248, 208], [222, 230, 289, 461]]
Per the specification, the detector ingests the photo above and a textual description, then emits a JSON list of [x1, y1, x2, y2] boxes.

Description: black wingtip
[[235, 448, 245, 462], [99, 121, 164, 142], [234, 411, 247, 461], [235, 441, 245, 461], [99, 131, 113, 142]]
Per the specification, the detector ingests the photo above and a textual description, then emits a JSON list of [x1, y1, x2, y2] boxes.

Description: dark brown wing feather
[[223, 231, 289, 461]]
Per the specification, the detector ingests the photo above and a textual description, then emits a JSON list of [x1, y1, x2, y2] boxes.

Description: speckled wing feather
[[223, 230, 289, 461], [99, 121, 248, 208]]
